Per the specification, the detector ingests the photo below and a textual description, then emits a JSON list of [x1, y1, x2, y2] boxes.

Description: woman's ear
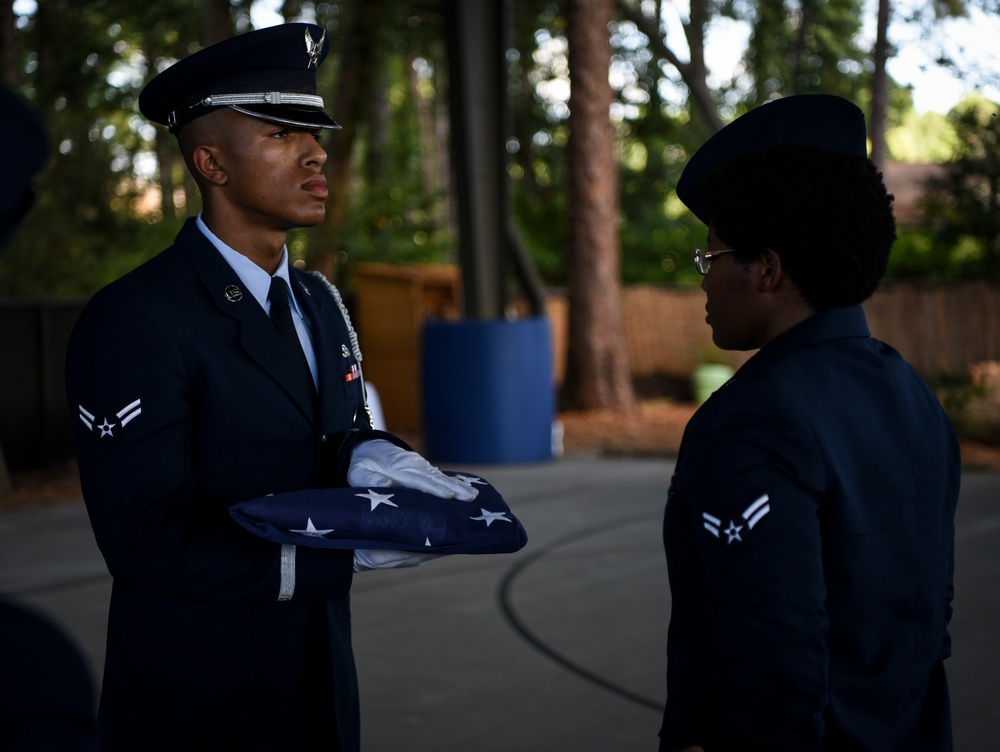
[[756, 247, 784, 293]]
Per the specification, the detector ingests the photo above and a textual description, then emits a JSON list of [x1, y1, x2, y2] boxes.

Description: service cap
[[677, 94, 868, 225], [139, 23, 339, 134]]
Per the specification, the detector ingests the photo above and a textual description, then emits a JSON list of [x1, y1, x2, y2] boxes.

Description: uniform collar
[[751, 305, 871, 365], [195, 213, 303, 317]]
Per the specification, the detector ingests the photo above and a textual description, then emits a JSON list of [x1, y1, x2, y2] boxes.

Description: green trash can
[[692, 363, 734, 405]]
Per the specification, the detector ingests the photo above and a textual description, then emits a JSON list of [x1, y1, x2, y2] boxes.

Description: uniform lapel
[[174, 219, 316, 423], [293, 269, 361, 430]]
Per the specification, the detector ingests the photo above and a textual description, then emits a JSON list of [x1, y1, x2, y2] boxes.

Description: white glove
[[347, 440, 479, 501], [353, 549, 441, 573]]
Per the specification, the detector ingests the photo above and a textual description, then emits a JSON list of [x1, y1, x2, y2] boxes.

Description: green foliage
[[506, 3, 570, 287], [928, 370, 987, 418], [511, 144, 571, 286], [607, 14, 712, 285], [304, 1, 456, 288], [925, 368, 998, 444], [886, 109, 958, 163], [337, 162, 456, 273], [887, 229, 953, 279], [507, 4, 711, 287], [0, 0, 995, 302], [918, 97, 1000, 280], [0, 0, 203, 296], [740, 0, 868, 105], [617, 109, 704, 285], [337, 56, 454, 268]]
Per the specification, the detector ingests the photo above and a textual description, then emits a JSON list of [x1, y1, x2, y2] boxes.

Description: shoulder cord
[[305, 270, 374, 428], [305, 270, 362, 362]]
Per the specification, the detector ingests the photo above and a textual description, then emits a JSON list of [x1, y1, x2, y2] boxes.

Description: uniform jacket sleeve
[[664, 386, 829, 750]]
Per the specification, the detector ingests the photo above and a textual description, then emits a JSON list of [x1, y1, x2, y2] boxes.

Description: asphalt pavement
[[1, 455, 997, 751]]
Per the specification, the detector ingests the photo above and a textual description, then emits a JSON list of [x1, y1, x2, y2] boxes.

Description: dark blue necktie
[[268, 276, 315, 396]]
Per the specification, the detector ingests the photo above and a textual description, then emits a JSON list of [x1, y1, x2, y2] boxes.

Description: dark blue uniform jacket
[[661, 306, 960, 751], [66, 219, 391, 751]]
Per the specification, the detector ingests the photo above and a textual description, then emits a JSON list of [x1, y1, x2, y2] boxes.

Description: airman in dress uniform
[[659, 95, 960, 751], [65, 23, 475, 751]]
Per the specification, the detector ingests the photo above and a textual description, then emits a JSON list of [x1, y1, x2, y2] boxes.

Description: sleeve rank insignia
[[702, 492, 771, 547], [78, 397, 143, 444]]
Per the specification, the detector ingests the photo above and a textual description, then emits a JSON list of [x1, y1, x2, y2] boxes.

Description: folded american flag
[[229, 472, 527, 554]]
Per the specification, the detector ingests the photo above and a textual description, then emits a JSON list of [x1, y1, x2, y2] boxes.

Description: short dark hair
[[701, 145, 896, 310]]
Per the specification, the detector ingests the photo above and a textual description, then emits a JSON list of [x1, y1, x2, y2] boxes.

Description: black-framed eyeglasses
[[693, 248, 735, 275]]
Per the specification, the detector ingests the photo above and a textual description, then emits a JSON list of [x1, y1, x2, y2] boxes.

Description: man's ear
[[191, 145, 228, 186], [756, 247, 784, 293]]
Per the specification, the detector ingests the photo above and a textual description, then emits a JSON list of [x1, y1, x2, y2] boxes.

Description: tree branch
[[614, 0, 724, 132]]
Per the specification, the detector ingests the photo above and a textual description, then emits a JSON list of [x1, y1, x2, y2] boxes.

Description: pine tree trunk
[[562, 0, 636, 412], [202, 0, 232, 46], [870, 0, 892, 170]]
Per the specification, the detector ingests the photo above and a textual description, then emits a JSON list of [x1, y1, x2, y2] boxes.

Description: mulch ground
[[2, 399, 998, 510]]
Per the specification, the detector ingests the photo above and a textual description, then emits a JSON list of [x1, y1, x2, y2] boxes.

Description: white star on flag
[[470, 508, 511, 527], [290, 518, 335, 537], [355, 489, 399, 511]]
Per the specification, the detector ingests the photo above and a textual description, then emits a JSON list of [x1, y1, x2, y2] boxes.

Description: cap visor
[[231, 104, 341, 130]]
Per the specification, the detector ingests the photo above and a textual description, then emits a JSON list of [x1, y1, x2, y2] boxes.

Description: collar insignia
[[305, 28, 326, 69], [224, 284, 243, 302]]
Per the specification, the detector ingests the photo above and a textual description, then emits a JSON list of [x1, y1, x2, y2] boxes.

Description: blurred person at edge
[[659, 94, 959, 752], [0, 87, 100, 750]]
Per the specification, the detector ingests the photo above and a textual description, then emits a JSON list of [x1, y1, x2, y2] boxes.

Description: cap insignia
[[305, 28, 326, 69]]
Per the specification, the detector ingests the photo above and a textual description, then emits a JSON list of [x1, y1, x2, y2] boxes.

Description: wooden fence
[[0, 299, 85, 473], [547, 281, 1000, 385], [1, 281, 996, 472], [863, 282, 1000, 375]]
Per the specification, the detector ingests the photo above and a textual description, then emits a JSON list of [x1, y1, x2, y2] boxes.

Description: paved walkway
[[1, 456, 997, 751]]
